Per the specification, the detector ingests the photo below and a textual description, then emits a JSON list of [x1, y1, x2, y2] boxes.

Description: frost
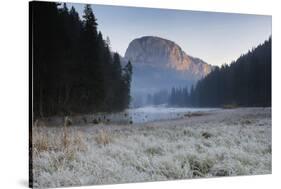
[[31, 107, 271, 188]]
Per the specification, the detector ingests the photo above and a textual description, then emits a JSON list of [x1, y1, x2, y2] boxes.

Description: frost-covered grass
[[31, 108, 271, 188]]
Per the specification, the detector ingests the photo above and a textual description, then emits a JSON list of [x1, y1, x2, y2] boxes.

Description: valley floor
[[31, 108, 272, 188]]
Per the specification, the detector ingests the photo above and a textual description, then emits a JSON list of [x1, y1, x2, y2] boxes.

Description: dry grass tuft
[[189, 158, 214, 177], [33, 134, 49, 153], [32, 126, 49, 154], [62, 125, 70, 150], [145, 146, 164, 156], [95, 129, 111, 146]]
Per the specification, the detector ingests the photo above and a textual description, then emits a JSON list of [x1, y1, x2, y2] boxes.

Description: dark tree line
[[31, 2, 132, 118], [146, 90, 169, 105], [169, 87, 190, 107], [169, 37, 271, 107]]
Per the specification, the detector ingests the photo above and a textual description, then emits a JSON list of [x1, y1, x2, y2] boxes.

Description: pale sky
[[66, 3, 271, 66]]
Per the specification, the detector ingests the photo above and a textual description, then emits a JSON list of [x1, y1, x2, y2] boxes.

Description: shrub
[[145, 146, 164, 156], [188, 157, 214, 177], [202, 132, 212, 139], [222, 104, 238, 109]]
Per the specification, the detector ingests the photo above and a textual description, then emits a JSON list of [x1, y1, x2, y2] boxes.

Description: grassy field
[[31, 108, 271, 188]]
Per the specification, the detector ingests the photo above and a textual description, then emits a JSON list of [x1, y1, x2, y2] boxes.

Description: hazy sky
[[66, 3, 271, 66]]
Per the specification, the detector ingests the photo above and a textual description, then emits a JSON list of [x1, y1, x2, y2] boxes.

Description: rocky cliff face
[[123, 36, 214, 107], [124, 36, 212, 78]]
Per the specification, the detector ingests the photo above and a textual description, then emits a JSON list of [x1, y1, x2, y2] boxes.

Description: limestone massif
[[124, 36, 213, 79], [123, 36, 214, 106]]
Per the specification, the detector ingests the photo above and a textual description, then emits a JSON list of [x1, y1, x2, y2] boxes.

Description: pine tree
[[172, 38, 272, 108], [80, 4, 105, 112], [111, 53, 123, 110], [122, 61, 133, 108], [31, 2, 134, 118]]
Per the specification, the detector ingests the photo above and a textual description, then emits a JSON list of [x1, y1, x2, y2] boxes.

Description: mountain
[[123, 36, 214, 107], [124, 36, 213, 78]]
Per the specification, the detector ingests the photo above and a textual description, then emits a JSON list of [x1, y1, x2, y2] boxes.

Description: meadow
[[31, 108, 271, 188]]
